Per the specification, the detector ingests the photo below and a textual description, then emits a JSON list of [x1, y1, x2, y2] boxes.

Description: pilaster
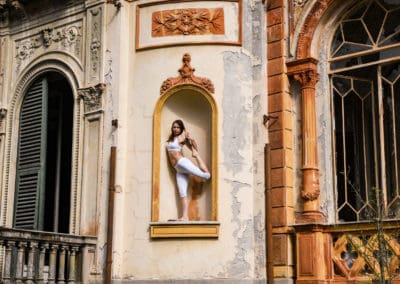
[[287, 58, 324, 223]]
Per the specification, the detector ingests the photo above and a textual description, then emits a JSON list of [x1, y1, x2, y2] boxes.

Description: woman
[[166, 119, 210, 221]]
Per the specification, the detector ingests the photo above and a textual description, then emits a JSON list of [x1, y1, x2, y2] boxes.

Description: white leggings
[[174, 157, 211, 197]]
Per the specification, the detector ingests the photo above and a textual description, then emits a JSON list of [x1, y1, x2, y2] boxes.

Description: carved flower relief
[[152, 8, 225, 37]]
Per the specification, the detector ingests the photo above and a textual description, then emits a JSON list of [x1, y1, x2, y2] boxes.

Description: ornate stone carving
[[160, 53, 215, 95], [88, 7, 102, 83], [293, 69, 319, 88], [152, 8, 225, 37], [15, 24, 82, 71], [301, 187, 320, 201], [293, 0, 308, 7], [78, 83, 106, 113]]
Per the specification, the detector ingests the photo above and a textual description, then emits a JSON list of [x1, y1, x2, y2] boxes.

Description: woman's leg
[[176, 172, 189, 220], [176, 157, 210, 180], [179, 196, 189, 221]]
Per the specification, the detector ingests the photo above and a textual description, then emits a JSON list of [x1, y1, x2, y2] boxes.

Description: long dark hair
[[167, 119, 185, 142]]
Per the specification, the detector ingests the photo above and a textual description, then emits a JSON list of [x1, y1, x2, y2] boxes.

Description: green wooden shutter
[[14, 77, 48, 230]]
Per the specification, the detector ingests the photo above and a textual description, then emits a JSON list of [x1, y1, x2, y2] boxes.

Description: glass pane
[[347, 2, 368, 19], [334, 90, 346, 208], [380, 8, 400, 44], [343, 20, 373, 45], [344, 91, 366, 211], [331, 27, 344, 57], [382, 81, 397, 202], [363, 1, 386, 43], [339, 204, 357, 222], [382, 62, 400, 82], [354, 79, 372, 98], [380, 0, 400, 11], [363, 93, 376, 195], [388, 198, 400, 218], [333, 76, 351, 94]]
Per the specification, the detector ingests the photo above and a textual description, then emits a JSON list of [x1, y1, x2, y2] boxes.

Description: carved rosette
[[152, 8, 225, 37], [160, 53, 215, 95], [78, 83, 106, 113]]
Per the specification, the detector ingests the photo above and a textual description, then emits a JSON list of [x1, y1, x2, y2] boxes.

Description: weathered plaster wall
[[106, 0, 267, 281]]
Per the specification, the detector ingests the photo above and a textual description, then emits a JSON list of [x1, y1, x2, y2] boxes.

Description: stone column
[[287, 58, 324, 223]]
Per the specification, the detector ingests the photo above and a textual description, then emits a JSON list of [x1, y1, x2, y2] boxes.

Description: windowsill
[[149, 221, 220, 239]]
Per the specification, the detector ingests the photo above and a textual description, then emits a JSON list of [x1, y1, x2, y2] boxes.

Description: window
[[13, 72, 73, 233], [330, 0, 400, 222]]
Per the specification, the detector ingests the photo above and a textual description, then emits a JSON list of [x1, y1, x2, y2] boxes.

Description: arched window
[[330, 0, 400, 221], [14, 72, 73, 233]]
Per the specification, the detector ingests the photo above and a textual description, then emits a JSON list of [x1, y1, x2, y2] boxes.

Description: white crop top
[[167, 140, 182, 152]]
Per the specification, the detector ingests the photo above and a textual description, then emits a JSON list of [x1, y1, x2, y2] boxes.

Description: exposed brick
[[271, 167, 293, 188], [271, 206, 287, 227], [272, 234, 288, 265], [268, 41, 284, 59], [268, 74, 283, 94], [268, 92, 292, 113], [268, 24, 284, 42], [268, 111, 292, 132], [271, 148, 293, 169], [268, 57, 285, 76], [270, 187, 286, 207], [267, 7, 284, 27], [269, 129, 293, 150]]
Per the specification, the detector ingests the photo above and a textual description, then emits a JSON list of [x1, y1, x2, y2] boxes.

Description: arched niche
[[150, 54, 219, 238]]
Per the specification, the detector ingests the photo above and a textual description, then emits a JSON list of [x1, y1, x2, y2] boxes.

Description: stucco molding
[[14, 22, 83, 74], [160, 53, 215, 95], [87, 6, 102, 84]]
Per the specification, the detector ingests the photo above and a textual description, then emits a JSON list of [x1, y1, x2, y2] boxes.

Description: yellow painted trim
[[152, 84, 218, 226], [150, 222, 220, 238]]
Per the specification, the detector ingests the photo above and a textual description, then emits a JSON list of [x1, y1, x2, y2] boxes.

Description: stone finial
[[160, 53, 215, 95]]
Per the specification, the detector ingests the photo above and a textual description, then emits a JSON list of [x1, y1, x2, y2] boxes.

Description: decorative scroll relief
[[87, 7, 102, 84], [78, 83, 106, 113], [14, 22, 83, 73], [152, 8, 225, 37], [160, 53, 214, 95]]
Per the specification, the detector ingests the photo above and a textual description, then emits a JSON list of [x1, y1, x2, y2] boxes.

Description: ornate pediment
[[160, 53, 215, 95]]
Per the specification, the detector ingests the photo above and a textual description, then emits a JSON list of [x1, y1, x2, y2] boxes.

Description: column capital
[[287, 57, 319, 88]]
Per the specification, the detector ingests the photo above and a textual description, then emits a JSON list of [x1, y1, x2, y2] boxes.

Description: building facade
[[0, 0, 399, 283]]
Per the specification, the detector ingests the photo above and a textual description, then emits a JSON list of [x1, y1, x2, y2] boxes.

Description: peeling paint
[[218, 180, 253, 278], [222, 52, 252, 174]]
